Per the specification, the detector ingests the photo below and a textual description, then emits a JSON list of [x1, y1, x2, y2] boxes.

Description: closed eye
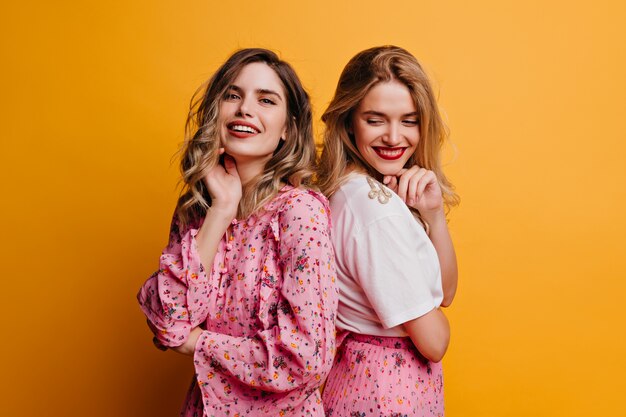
[[366, 119, 384, 125], [224, 92, 241, 100]]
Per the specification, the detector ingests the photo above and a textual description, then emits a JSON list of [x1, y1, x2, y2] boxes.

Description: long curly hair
[[318, 45, 459, 210], [176, 48, 316, 228]]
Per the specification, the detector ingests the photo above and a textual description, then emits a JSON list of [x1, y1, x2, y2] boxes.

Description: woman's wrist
[[421, 207, 446, 228], [197, 205, 236, 238], [207, 203, 237, 222], [172, 327, 203, 356]]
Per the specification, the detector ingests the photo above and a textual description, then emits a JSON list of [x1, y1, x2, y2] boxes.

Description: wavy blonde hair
[[318, 45, 459, 210], [176, 48, 316, 228]]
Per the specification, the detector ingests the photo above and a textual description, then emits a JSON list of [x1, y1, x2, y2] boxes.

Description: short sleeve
[[343, 204, 443, 329]]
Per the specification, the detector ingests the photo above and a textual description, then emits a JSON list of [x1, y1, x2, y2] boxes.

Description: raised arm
[[194, 153, 241, 270], [423, 211, 457, 307], [137, 153, 242, 348], [340, 180, 449, 362], [385, 166, 458, 306]]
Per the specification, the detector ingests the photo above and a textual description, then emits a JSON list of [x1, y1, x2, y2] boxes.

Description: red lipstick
[[227, 121, 260, 138], [373, 147, 406, 160]]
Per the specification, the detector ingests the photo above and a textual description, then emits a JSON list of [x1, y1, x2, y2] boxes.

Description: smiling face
[[219, 62, 288, 165], [351, 80, 419, 176]]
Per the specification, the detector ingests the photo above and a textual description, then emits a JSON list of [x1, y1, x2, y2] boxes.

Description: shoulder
[[270, 188, 332, 249], [331, 173, 410, 225], [265, 186, 330, 219]]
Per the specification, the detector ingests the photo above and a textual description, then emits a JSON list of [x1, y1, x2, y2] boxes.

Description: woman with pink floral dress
[[318, 46, 460, 416], [138, 48, 338, 416]]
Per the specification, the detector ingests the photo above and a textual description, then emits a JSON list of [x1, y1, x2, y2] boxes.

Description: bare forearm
[[404, 307, 450, 363], [196, 151, 242, 272], [171, 327, 203, 356], [423, 210, 458, 307]]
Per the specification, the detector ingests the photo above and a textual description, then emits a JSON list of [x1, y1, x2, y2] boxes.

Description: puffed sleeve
[[137, 215, 213, 347], [192, 191, 338, 400]]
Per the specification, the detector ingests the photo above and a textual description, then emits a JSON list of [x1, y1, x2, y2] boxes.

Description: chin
[[373, 165, 403, 177]]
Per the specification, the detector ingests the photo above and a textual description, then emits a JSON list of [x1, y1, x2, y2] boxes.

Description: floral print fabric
[[138, 187, 338, 416], [322, 333, 444, 417]]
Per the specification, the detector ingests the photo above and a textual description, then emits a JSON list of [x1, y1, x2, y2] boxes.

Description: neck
[[233, 155, 269, 187]]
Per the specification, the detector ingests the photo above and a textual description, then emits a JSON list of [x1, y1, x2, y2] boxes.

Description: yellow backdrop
[[2, 1, 625, 416]]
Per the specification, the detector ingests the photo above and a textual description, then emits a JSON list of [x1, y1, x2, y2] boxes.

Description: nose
[[236, 96, 253, 117], [382, 122, 401, 146]]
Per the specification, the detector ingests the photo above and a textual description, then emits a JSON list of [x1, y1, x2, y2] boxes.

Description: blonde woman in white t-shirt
[[317, 45, 460, 416]]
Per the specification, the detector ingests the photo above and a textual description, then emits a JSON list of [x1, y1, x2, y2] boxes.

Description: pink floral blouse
[[138, 187, 338, 416]]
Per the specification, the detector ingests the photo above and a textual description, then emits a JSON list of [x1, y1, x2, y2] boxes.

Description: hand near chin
[[383, 165, 444, 222], [203, 148, 242, 219]]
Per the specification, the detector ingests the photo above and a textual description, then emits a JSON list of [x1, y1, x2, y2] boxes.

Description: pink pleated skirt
[[322, 332, 444, 417]]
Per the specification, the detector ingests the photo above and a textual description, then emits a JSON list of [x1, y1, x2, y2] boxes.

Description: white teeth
[[377, 149, 403, 156], [230, 124, 256, 133]]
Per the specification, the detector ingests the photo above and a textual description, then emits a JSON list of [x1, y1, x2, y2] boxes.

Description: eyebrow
[[361, 110, 418, 117], [227, 85, 284, 102]]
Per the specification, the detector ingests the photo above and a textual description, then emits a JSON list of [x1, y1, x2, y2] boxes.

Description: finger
[[395, 168, 408, 176], [384, 168, 408, 187], [397, 166, 420, 202], [407, 169, 426, 206], [416, 171, 437, 199], [397, 176, 408, 202], [407, 168, 428, 205], [386, 176, 398, 193], [223, 154, 240, 178], [383, 175, 397, 188], [209, 147, 225, 168]]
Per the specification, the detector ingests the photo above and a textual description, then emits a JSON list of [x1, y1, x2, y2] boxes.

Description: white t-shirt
[[330, 173, 443, 337]]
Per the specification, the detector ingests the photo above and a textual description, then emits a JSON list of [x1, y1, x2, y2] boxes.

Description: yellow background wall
[[2, 1, 625, 416]]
